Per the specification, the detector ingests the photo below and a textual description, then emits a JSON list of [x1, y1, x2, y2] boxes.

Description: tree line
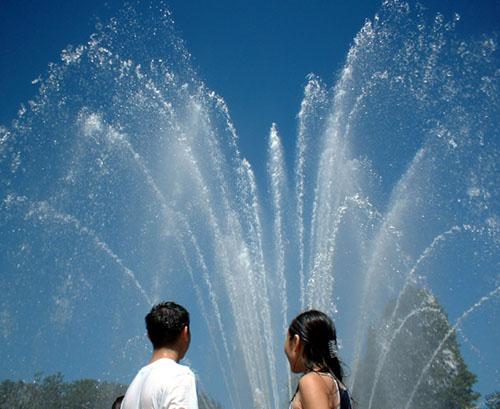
[[0, 372, 221, 409], [0, 373, 125, 409]]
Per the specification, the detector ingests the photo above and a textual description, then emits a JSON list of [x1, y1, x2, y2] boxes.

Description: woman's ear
[[293, 334, 301, 353]]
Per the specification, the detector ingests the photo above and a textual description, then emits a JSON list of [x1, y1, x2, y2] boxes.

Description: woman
[[285, 310, 352, 409]]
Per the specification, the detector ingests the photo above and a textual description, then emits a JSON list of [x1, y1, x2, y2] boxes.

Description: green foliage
[[0, 373, 222, 409], [352, 285, 480, 409], [0, 373, 126, 409], [485, 391, 500, 409]]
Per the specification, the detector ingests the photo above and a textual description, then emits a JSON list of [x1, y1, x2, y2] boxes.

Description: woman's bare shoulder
[[299, 371, 321, 384], [299, 372, 335, 392], [298, 372, 334, 409]]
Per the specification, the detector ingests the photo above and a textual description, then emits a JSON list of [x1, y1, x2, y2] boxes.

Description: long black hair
[[288, 310, 344, 382]]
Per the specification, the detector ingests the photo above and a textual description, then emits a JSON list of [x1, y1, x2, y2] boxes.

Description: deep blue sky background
[[0, 0, 379, 171], [2, 0, 499, 171]]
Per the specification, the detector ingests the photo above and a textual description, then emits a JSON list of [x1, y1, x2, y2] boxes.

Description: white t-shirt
[[121, 358, 198, 409]]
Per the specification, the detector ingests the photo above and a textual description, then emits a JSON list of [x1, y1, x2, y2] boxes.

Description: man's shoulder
[[152, 359, 195, 377], [122, 360, 197, 409]]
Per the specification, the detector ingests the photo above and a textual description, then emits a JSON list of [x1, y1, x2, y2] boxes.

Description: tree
[[352, 285, 480, 409], [0, 372, 223, 409], [0, 379, 23, 409], [0, 373, 126, 409], [37, 372, 66, 409], [485, 391, 500, 409]]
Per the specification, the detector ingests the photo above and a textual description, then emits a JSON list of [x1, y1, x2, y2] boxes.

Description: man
[[112, 395, 124, 409], [121, 301, 198, 409]]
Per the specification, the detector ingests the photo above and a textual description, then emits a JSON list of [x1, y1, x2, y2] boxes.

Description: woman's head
[[286, 310, 343, 381]]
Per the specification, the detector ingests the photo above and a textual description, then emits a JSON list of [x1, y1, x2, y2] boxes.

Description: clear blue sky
[[2, 0, 498, 168], [1, 1, 499, 408], [0, 0, 377, 171]]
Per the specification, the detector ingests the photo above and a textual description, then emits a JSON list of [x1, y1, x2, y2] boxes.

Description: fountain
[[0, 1, 499, 408]]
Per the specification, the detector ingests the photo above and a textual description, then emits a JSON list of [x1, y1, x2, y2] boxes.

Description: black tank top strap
[[323, 372, 352, 409], [289, 371, 352, 409]]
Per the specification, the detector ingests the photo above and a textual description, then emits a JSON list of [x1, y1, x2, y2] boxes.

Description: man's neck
[[149, 348, 181, 364]]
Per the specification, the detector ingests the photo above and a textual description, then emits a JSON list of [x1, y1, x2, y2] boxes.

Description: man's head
[[112, 395, 124, 409], [146, 301, 190, 350]]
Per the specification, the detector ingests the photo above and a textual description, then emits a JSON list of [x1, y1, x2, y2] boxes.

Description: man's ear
[[176, 326, 188, 343], [180, 326, 191, 353]]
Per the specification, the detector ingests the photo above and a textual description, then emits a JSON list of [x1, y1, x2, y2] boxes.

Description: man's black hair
[[145, 301, 190, 349]]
